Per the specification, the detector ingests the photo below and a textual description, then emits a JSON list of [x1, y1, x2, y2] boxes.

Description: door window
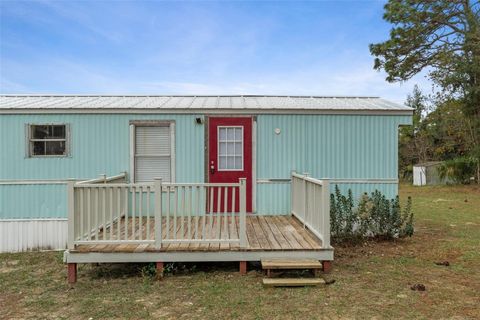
[[218, 126, 243, 170]]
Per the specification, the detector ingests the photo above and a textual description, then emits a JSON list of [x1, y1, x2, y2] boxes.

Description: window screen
[[218, 126, 243, 170], [29, 124, 68, 157]]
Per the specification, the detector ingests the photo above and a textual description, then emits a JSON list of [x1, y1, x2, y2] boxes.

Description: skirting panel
[[0, 219, 67, 253]]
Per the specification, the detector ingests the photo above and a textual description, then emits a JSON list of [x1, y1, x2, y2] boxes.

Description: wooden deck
[[72, 215, 323, 253], [64, 177, 333, 282]]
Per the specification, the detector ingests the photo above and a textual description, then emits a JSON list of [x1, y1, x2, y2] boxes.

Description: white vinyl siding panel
[[135, 126, 171, 182], [0, 219, 67, 252]]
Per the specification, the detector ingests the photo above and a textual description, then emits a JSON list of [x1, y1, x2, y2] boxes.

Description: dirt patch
[[0, 259, 19, 274]]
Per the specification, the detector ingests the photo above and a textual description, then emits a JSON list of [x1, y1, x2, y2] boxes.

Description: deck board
[[271, 216, 303, 249], [250, 216, 271, 250], [73, 215, 323, 253], [289, 216, 322, 249], [257, 216, 282, 250], [261, 216, 292, 249], [245, 216, 261, 249], [277, 216, 310, 249]]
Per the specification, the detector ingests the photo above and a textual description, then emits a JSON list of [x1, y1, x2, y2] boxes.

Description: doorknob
[[210, 161, 215, 174]]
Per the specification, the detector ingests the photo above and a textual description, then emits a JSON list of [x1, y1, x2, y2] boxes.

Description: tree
[[370, 0, 480, 183], [399, 85, 430, 179], [424, 99, 476, 159], [398, 86, 475, 181]]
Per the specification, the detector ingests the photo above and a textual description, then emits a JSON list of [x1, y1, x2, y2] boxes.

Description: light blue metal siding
[[255, 182, 399, 215], [0, 114, 204, 181], [255, 115, 410, 214], [0, 114, 204, 219], [1, 113, 410, 218], [0, 184, 67, 219], [256, 115, 409, 179], [256, 183, 290, 214], [330, 182, 398, 200]]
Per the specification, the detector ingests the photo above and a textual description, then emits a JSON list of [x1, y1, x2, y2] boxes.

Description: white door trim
[[170, 122, 176, 183], [129, 124, 135, 183]]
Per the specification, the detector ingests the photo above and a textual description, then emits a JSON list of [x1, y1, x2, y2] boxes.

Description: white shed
[[413, 161, 447, 186]]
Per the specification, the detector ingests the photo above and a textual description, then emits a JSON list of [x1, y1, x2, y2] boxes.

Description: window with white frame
[[28, 124, 69, 157], [218, 126, 243, 170]]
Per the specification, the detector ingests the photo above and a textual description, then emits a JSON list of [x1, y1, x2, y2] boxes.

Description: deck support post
[[322, 261, 332, 273], [239, 261, 247, 275], [156, 262, 164, 279], [67, 263, 77, 284]]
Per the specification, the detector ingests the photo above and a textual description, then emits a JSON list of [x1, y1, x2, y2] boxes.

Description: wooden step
[[263, 278, 325, 287], [261, 259, 322, 270]]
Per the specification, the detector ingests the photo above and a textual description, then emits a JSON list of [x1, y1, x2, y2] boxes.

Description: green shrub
[[437, 157, 477, 184], [330, 187, 362, 241], [330, 186, 414, 244]]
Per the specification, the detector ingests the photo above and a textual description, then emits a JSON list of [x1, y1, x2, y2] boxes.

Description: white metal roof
[[0, 95, 413, 115]]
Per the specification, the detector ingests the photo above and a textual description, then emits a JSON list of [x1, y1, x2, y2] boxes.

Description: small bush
[[140, 263, 157, 279], [437, 157, 477, 184], [330, 186, 414, 244]]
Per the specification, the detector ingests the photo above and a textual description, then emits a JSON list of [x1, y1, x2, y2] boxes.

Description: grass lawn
[[1, 184, 479, 319]]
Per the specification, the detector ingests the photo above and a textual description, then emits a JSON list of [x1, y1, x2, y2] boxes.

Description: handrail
[[104, 172, 128, 183], [76, 172, 127, 185], [76, 176, 106, 185], [75, 182, 242, 188], [291, 172, 326, 185], [291, 171, 331, 249]]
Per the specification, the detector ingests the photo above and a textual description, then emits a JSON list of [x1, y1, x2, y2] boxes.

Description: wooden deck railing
[[291, 172, 331, 249], [67, 177, 247, 249]]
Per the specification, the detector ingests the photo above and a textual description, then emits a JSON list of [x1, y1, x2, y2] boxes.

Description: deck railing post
[[100, 174, 106, 184], [290, 171, 295, 215], [239, 178, 247, 248], [322, 180, 331, 248], [67, 179, 76, 250], [154, 178, 163, 249], [302, 172, 309, 228]]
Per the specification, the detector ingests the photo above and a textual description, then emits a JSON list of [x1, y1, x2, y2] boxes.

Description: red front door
[[208, 117, 253, 213]]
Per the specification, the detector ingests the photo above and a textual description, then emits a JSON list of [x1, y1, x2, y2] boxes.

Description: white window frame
[[129, 120, 176, 183], [25, 123, 71, 158], [217, 125, 244, 171]]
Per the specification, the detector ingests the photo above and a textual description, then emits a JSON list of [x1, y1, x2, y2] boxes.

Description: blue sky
[[0, 0, 429, 103]]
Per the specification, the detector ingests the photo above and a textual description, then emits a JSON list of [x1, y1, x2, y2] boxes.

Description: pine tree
[[370, 0, 480, 183]]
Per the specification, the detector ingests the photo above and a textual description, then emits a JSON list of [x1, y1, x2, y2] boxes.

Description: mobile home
[[0, 95, 412, 282]]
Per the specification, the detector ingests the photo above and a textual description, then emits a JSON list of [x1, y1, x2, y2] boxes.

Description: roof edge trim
[[0, 108, 414, 116]]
